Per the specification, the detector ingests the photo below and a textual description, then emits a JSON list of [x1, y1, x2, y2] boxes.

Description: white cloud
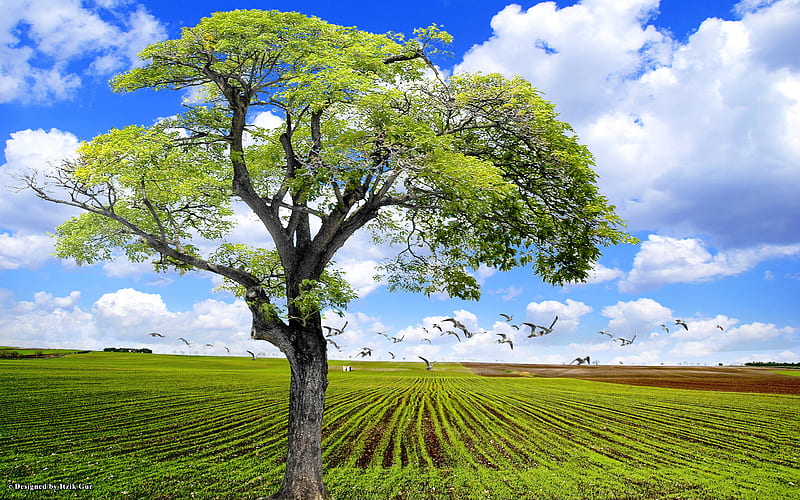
[[457, 0, 800, 249], [620, 234, 800, 292], [0, 0, 166, 103], [601, 297, 673, 336], [457, 0, 671, 122], [525, 299, 593, 335], [2, 128, 82, 234], [565, 261, 625, 289], [0, 232, 53, 270], [0, 287, 266, 356]]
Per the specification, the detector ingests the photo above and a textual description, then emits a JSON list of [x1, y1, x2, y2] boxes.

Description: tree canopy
[[33, 9, 631, 315]]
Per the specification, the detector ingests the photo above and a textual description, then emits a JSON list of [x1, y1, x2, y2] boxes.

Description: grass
[[1, 352, 798, 499]]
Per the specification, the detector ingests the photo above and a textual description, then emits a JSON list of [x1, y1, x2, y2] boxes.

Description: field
[[1, 353, 799, 499], [0, 346, 89, 358]]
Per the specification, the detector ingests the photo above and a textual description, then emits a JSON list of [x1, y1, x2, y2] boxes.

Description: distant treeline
[[745, 361, 800, 368], [103, 347, 153, 353], [0, 349, 90, 359]]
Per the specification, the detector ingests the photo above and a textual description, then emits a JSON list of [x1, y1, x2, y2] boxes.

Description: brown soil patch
[[462, 363, 800, 395]]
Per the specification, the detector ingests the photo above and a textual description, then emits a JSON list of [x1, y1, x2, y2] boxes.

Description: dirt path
[[462, 363, 800, 395]]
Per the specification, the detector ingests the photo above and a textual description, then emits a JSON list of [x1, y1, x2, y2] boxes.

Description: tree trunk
[[270, 331, 330, 500]]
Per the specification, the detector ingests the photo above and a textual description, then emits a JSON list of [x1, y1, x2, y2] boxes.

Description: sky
[[1, 0, 799, 366]]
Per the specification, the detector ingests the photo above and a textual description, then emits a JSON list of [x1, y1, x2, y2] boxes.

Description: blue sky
[[1, 0, 799, 365]]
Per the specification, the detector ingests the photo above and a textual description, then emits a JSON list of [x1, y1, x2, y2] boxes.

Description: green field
[[0, 346, 88, 358], [1, 353, 798, 499]]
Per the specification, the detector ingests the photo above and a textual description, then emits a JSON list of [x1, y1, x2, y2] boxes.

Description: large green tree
[[26, 10, 632, 499]]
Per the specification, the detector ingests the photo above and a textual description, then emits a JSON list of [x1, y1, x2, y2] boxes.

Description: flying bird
[[715, 324, 724, 331], [178, 337, 191, 346], [224, 346, 230, 353], [659, 324, 670, 333], [615, 335, 637, 346], [422, 338, 431, 344], [444, 330, 461, 342], [538, 316, 559, 335], [357, 347, 373, 358], [324, 321, 349, 337], [499, 313, 513, 322], [391, 335, 404, 343], [496, 334, 514, 350], [675, 319, 689, 331], [598, 330, 614, 338], [497, 338, 514, 350], [246, 350, 256, 360], [418, 356, 433, 370], [326, 338, 342, 350], [441, 317, 472, 337], [205, 343, 213, 347], [148, 332, 165, 338], [388, 352, 396, 359]]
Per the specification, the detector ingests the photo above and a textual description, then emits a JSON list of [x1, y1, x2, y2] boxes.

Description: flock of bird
[[147, 332, 236, 355], [146, 316, 726, 369], [322, 312, 561, 370], [597, 318, 724, 349]]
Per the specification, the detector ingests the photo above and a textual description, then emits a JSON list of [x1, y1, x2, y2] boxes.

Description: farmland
[[1, 353, 798, 499]]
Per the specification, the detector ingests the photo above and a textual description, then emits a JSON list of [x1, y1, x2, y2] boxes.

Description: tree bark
[[245, 286, 331, 500], [270, 330, 330, 500]]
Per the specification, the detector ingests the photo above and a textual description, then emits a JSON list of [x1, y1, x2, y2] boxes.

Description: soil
[[462, 363, 800, 395]]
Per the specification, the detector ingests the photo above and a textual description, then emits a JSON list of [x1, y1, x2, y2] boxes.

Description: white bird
[[675, 319, 689, 331], [496, 334, 514, 350], [418, 356, 433, 370], [442, 317, 472, 338], [499, 313, 513, 322], [357, 347, 373, 358], [246, 350, 256, 360], [178, 337, 191, 346], [537, 316, 559, 335], [659, 324, 670, 333], [444, 330, 461, 342], [615, 335, 637, 346], [148, 332, 165, 338], [324, 321, 349, 337], [716, 324, 724, 332]]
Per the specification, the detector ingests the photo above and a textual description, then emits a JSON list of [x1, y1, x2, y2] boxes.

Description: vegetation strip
[[2, 353, 798, 499]]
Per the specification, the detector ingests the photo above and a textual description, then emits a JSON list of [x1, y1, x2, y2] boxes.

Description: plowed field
[[463, 363, 800, 394]]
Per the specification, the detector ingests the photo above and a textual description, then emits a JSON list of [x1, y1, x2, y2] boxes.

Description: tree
[[23, 10, 633, 499]]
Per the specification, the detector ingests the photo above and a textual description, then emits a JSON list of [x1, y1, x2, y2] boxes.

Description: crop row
[[2, 354, 799, 498]]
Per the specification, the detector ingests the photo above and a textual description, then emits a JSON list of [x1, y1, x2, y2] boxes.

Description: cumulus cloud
[[457, 0, 800, 250], [601, 297, 673, 335], [0, 287, 271, 356], [565, 261, 625, 289], [0, 0, 166, 103], [0, 232, 53, 270], [526, 299, 592, 335], [620, 234, 800, 292], [2, 128, 82, 235]]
